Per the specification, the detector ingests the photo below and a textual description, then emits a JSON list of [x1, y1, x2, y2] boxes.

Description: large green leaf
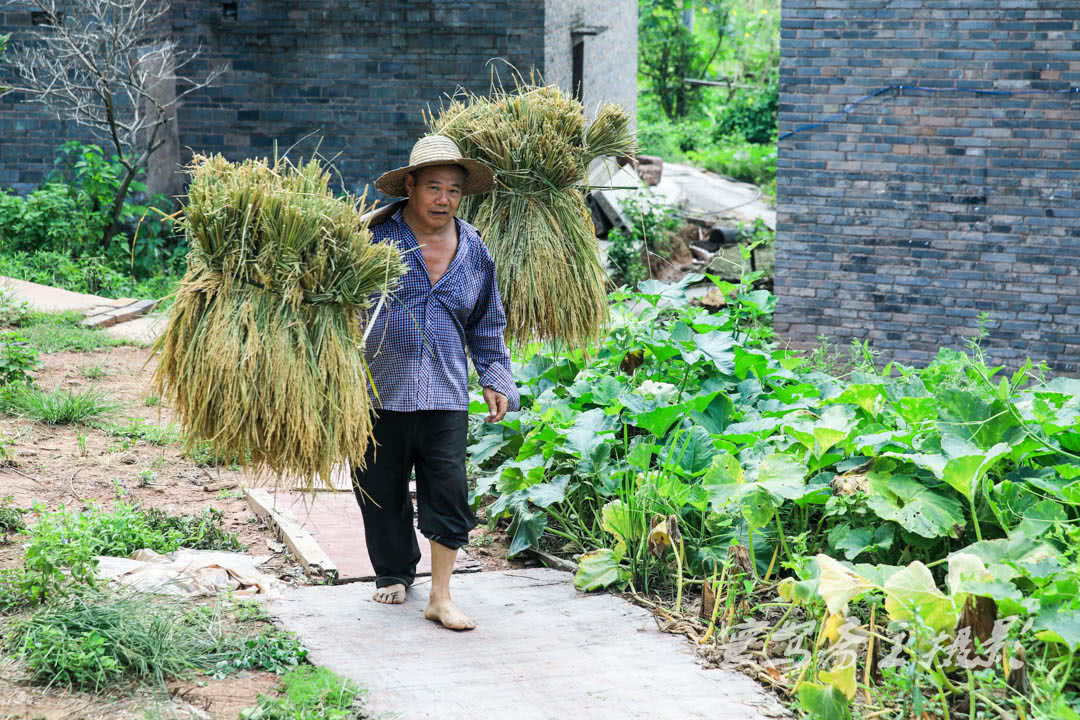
[[693, 330, 736, 374], [690, 392, 734, 434], [936, 389, 1020, 450], [507, 507, 547, 557], [883, 562, 956, 635], [1034, 603, 1080, 652], [565, 408, 616, 458], [831, 383, 886, 419], [796, 683, 852, 720], [574, 548, 630, 592], [633, 391, 720, 438], [756, 453, 809, 501], [740, 486, 776, 530], [669, 425, 717, 474], [866, 467, 965, 539], [702, 451, 745, 509], [827, 524, 894, 561], [946, 552, 1023, 608], [525, 475, 570, 508], [811, 405, 858, 458]]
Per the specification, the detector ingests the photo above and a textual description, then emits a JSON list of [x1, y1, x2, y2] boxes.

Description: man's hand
[[482, 387, 508, 423]]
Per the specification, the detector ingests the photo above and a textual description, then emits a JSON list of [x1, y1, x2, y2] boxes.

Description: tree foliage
[[638, 0, 727, 119]]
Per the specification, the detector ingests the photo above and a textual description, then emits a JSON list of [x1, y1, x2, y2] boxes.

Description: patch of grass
[[9, 591, 307, 692], [80, 363, 110, 380], [143, 391, 161, 407], [14, 310, 131, 353], [0, 384, 120, 424], [96, 417, 180, 445], [239, 665, 364, 720]]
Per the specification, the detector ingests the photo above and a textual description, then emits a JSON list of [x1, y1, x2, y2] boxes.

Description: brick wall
[[0, 0, 546, 197], [775, 0, 1080, 373]]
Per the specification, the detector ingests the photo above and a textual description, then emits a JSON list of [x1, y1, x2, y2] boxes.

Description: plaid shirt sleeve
[[465, 245, 520, 411]]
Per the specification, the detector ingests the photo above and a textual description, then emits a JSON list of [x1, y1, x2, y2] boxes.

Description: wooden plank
[[245, 488, 338, 583]]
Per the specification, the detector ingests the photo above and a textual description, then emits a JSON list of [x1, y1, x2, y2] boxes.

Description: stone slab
[[102, 313, 168, 345], [82, 299, 159, 329], [249, 490, 479, 583], [268, 569, 790, 720]]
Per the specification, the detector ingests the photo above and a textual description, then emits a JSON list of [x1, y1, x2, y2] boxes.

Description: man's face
[[405, 165, 466, 233]]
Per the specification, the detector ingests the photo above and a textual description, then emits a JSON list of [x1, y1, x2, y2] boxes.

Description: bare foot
[[373, 583, 406, 604], [424, 598, 475, 631]]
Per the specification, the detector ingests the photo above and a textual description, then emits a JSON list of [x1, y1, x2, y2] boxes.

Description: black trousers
[[351, 410, 475, 589]]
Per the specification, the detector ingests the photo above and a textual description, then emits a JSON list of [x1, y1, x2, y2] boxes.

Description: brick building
[[0, 0, 636, 198], [774, 0, 1080, 372]]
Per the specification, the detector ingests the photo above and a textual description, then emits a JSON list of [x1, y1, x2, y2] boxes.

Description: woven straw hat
[[375, 135, 494, 198]]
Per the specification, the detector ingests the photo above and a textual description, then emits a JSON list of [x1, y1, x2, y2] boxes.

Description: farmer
[[353, 135, 519, 631]]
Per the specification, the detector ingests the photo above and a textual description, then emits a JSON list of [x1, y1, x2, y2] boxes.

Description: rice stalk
[[427, 83, 637, 347], [152, 155, 406, 491]]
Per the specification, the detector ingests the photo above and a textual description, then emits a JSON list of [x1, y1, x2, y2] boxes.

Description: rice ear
[[428, 81, 637, 348], [152, 154, 407, 492]]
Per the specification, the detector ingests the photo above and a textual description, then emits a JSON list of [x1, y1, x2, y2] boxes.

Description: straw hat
[[375, 135, 494, 197]]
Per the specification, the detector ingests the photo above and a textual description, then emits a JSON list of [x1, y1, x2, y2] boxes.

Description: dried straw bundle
[[428, 84, 637, 347], [152, 154, 406, 490]]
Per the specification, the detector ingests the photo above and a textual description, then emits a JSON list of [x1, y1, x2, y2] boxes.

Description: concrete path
[[262, 490, 482, 582], [0, 276, 166, 345], [268, 569, 789, 720], [656, 162, 776, 231]]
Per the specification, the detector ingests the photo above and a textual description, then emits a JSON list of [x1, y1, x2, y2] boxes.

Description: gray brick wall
[[775, 0, 1080, 373], [0, 0, 546, 198]]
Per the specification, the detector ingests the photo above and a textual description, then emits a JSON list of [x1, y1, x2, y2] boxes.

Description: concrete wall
[[0, 0, 546, 197], [774, 0, 1080, 372], [544, 0, 638, 126]]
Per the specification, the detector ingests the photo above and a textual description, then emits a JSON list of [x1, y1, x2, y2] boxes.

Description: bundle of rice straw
[[152, 154, 407, 490], [427, 83, 637, 347]]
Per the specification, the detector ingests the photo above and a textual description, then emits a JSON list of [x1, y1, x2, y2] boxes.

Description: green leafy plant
[[0, 331, 40, 385], [96, 417, 180, 445], [16, 501, 246, 605], [0, 495, 25, 540], [473, 270, 1080, 718], [606, 188, 682, 288]]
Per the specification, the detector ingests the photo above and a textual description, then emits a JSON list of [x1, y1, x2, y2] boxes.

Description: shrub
[[712, 80, 779, 145], [0, 332, 40, 385], [0, 285, 30, 326]]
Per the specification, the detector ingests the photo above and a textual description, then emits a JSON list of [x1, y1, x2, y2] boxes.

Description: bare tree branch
[[0, 0, 225, 245]]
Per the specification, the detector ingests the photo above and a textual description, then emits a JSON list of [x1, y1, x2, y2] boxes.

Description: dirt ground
[[0, 346, 308, 720], [0, 344, 520, 719]]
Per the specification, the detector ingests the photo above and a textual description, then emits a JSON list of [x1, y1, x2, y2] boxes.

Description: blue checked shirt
[[363, 207, 519, 413]]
